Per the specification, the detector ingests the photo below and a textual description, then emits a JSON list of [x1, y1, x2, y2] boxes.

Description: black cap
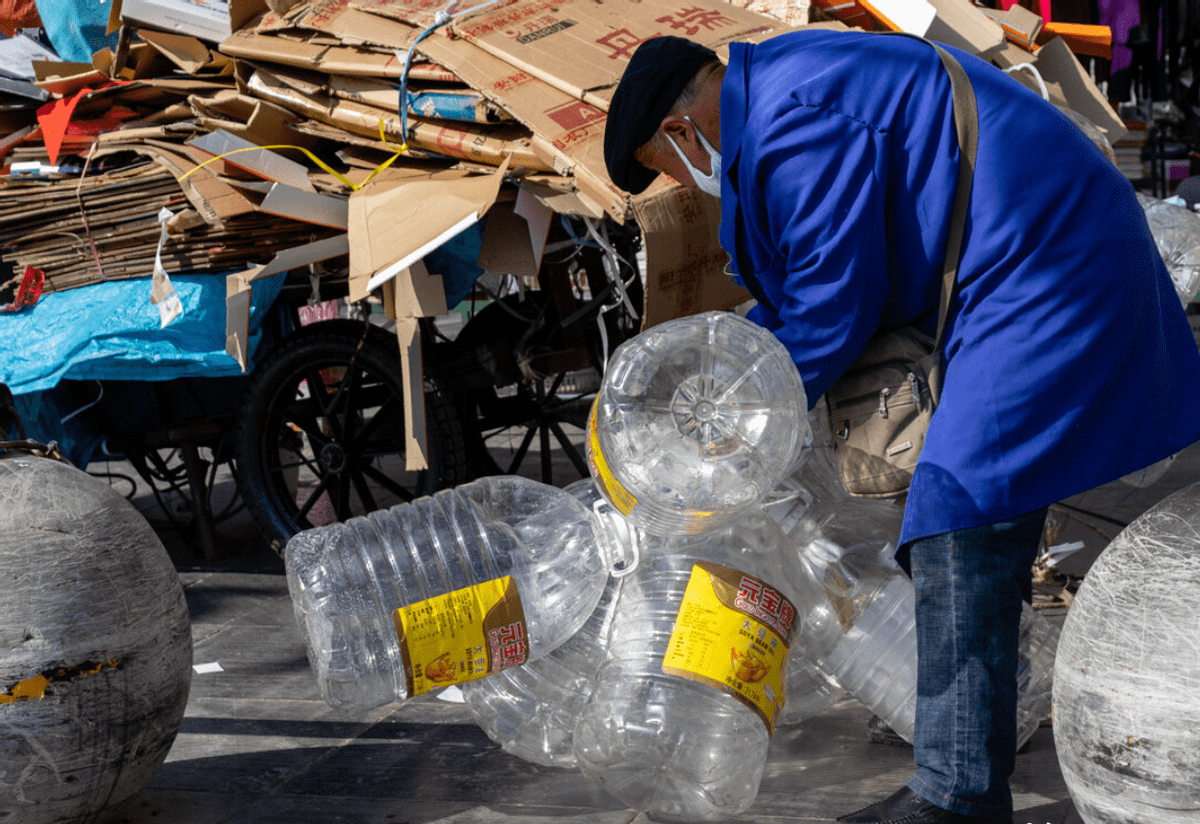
[[604, 36, 717, 195]]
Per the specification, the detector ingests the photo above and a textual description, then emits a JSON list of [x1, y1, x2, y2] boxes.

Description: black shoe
[[836, 786, 1013, 824]]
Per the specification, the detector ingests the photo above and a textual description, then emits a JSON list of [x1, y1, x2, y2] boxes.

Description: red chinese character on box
[[596, 28, 660, 60], [655, 7, 734, 36], [735, 576, 763, 610]]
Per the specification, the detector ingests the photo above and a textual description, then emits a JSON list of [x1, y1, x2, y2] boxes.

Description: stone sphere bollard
[[1053, 481, 1200, 824], [0, 454, 193, 824]]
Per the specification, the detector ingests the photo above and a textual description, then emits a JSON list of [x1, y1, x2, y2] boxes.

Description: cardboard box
[[634, 183, 752, 330], [120, 0, 232, 42]]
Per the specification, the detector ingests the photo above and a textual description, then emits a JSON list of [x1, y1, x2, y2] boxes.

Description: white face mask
[[669, 116, 722, 199]]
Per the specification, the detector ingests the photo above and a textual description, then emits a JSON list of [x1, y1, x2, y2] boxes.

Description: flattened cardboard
[[346, 161, 506, 301], [122, 140, 259, 222], [225, 269, 256, 369], [988, 39, 1039, 70], [633, 183, 751, 330], [244, 66, 551, 171], [259, 182, 349, 229], [924, 0, 1005, 57], [390, 257, 447, 319], [189, 89, 324, 149], [1032, 36, 1125, 142], [858, 0, 936, 35], [476, 188, 554, 282], [439, 0, 786, 104], [189, 128, 317, 191], [138, 28, 232, 74], [219, 28, 404, 75], [479, 199, 540, 279], [416, 33, 626, 219], [251, 0, 421, 50], [328, 74, 510, 124]]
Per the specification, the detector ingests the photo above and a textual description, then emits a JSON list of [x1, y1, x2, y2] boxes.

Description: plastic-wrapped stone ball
[[1053, 481, 1200, 824]]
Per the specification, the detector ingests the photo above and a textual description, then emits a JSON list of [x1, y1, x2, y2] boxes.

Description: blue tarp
[[33, 0, 118, 63], [0, 272, 284, 395], [1, 273, 283, 467]]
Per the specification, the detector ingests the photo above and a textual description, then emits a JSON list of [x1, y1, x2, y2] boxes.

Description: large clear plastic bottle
[[572, 510, 803, 822], [780, 648, 846, 726], [461, 479, 633, 768], [789, 537, 1058, 747], [767, 409, 1056, 744], [587, 311, 811, 536], [284, 475, 631, 713]]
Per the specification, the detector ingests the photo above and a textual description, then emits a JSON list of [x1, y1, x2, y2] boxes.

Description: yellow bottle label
[[393, 577, 528, 698], [585, 399, 638, 516], [662, 562, 797, 736]]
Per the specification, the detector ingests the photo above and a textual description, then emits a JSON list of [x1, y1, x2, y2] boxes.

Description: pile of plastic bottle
[[283, 311, 1059, 823]]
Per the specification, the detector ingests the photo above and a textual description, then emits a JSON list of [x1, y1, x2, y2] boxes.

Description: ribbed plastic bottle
[[779, 647, 845, 726], [788, 537, 1058, 747], [461, 479, 633, 768], [587, 310, 811, 536], [284, 474, 632, 713], [766, 411, 1057, 743], [572, 510, 803, 822]]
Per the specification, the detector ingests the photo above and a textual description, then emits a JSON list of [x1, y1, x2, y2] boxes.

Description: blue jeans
[[898, 508, 1047, 818]]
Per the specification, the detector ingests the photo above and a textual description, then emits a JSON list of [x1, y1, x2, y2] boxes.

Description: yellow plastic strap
[[178, 139, 408, 191]]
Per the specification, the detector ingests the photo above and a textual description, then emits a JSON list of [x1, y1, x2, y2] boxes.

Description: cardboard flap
[[634, 183, 751, 330], [925, 0, 1006, 56], [1033, 36, 1126, 142], [347, 160, 508, 302]]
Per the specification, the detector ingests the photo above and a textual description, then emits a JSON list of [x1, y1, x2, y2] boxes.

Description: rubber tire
[[234, 319, 465, 554]]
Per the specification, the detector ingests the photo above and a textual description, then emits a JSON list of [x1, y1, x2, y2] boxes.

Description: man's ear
[[660, 115, 693, 148]]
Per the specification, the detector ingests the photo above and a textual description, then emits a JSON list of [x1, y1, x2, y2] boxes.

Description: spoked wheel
[[462, 369, 597, 485], [234, 318, 465, 553], [450, 216, 643, 486], [450, 293, 593, 485]]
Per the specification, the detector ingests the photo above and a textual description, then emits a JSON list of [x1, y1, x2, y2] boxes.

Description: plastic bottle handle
[[592, 498, 641, 578]]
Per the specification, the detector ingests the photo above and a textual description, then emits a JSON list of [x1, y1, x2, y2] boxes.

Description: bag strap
[[730, 35, 979, 351], [924, 40, 978, 350]]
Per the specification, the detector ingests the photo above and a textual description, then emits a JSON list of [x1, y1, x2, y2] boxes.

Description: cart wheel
[[460, 369, 596, 485], [234, 319, 465, 553], [451, 293, 596, 486]]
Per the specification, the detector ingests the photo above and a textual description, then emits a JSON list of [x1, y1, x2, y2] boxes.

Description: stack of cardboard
[[0, 0, 1124, 466]]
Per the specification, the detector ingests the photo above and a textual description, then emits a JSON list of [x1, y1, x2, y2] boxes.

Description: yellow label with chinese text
[[393, 577, 528, 698], [585, 399, 638, 516], [662, 562, 796, 735]]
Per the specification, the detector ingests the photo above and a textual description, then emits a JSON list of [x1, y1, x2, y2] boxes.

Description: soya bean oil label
[[661, 562, 796, 735], [393, 577, 528, 697]]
